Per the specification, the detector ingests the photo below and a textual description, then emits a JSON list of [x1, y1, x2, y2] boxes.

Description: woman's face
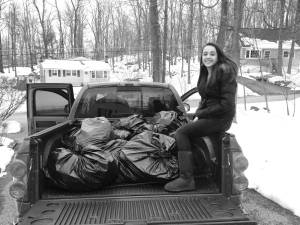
[[202, 45, 218, 68]]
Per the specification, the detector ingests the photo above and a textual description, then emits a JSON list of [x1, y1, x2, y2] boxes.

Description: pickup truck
[[8, 82, 256, 225]]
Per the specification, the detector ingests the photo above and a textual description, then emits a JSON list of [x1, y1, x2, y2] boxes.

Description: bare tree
[[216, 0, 228, 49], [20, 1, 36, 70], [197, 0, 203, 62], [232, 0, 244, 65], [130, 0, 143, 69], [0, 77, 26, 121], [55, 0, 65, 59], [186, 0, 194, 84], [69, 0, 85, 56], [287, 0, 300, 74], [149, 0, 161, 82], [7, 3, 19, 76], [33, 0, 50, 58], [88, 0, 104, 60], [162, 0, 168, 83], [0, 0, 9, 73], [277, 0, 285, 76]]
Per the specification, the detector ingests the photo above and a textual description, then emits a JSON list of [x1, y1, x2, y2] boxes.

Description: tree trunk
[[33, 0, 49, 58], [232, 0, 244, 65], [287, 0, 300, 74], [0, 5, 3, 73], [187, 0, 194, 84], [162, 0, 168, 83], [149, 0, 161, 82], [277, 0, 285, 76], [216, 0, 228, 49], [55, 0, 64, 59], [197, 0, 203, 63]]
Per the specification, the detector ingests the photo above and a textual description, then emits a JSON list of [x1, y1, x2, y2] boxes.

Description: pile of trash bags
[[45, 111, 190, 191]]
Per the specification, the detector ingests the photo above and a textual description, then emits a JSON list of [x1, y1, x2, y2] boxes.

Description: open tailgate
[[19, 194, 256, 225]]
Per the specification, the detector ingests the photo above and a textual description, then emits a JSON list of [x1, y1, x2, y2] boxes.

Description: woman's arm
[[195, 68, 237, 118]]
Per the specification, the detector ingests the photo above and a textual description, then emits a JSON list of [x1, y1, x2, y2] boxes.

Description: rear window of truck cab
[[75, 86, 179, 118]]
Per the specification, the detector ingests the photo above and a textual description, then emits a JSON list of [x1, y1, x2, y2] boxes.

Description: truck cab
[[8, 82, 256, 225]]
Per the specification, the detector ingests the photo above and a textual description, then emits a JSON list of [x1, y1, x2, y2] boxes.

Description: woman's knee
[[175, 126, 190, 140]]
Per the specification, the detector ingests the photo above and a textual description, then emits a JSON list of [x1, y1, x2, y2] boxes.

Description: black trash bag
[[46, 144, 119, 192], [151, 111, 188, 135], [112, 114, 152, 139], [120, 130, 178, 182], [111, 129, 132, 140], [101, 139, 147, 183], [74, 117, 112, 150], [60, 126, 80, 149]]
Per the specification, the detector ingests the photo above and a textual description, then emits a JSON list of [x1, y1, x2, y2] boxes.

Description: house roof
[[241, 36, 300, 50], [69, 57, 92, 61], [240, 28, 300, 46], [40, 59, 111, 71]]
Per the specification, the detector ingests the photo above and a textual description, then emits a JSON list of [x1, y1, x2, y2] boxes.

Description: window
[[58, 70, 61, 77], [91, 71, 95, 78], [96, 71, 103, 78], [246, 49, 261, 59], [104, 71, 108, 78], [63, 70, 66, 77], [75, 86, 179, 118], [66, 70, 71, 76], [72, 70, 77, 76], [77, 70, 80, 77], [283, 51, 289, 58], [52, 70, 58, 76], [35, 89, 69, 116], [48, 69, 52, 77], [264, 50, 270, 59]]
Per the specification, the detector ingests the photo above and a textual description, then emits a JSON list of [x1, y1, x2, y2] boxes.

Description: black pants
[[175, 117, 232, 152]]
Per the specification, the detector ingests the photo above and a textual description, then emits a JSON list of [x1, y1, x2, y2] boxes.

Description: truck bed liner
[[43, 178, 218, 200], [20, 194, 255, 225]]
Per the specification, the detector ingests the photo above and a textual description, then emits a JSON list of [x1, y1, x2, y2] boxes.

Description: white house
[[40, 58, 111, 86], [240, 37, 300, 72]]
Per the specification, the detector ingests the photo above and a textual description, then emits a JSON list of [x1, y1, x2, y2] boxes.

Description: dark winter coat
[[195, 63, 237, 120]]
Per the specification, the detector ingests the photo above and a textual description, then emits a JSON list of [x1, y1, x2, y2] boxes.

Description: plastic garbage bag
[[100, 139, 147, 183], [111, 129, 132, 140], [75, 117, 112, 149], [120, 130, 178, 181], [46, 144, 118, 192], [151, 111, 188, 135], [112, 114, 152, 139]]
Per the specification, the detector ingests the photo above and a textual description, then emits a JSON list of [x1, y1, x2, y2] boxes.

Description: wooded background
[[0, 0, 300, 82]]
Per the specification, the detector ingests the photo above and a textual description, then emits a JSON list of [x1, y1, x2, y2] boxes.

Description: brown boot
[[164, 151, 196, 192]]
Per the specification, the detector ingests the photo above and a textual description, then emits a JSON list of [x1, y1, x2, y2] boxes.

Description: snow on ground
[[0, 145, 14, 177], [0, 122, 21, 176], [2, 64, 300, 217], [229, 100, 300, 216]]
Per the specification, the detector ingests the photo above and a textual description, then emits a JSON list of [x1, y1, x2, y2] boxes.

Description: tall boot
[[164, 151, 196, 192]]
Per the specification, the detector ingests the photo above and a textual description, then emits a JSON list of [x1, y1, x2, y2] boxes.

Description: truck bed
[[19, 178, 255, 225]]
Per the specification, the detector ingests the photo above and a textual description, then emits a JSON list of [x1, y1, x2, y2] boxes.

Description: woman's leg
[[164, 118, 231, 192], [175, 118, 231, 152]]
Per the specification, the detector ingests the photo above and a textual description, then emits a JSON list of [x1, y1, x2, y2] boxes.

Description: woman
[[164, 43, 237, 192]]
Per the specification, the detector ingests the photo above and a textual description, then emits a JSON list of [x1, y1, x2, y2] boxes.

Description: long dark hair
[[199, 42, 237, 86]]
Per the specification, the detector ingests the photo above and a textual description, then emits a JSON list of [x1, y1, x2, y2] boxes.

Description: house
[[39, 58, 111, 86], [240, 36, 300, 72]]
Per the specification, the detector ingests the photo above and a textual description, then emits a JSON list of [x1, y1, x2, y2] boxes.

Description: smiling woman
[[164, 42, 238, 192]]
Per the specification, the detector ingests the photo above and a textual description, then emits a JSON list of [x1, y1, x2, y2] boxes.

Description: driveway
[[237, 76, 300, 95]]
